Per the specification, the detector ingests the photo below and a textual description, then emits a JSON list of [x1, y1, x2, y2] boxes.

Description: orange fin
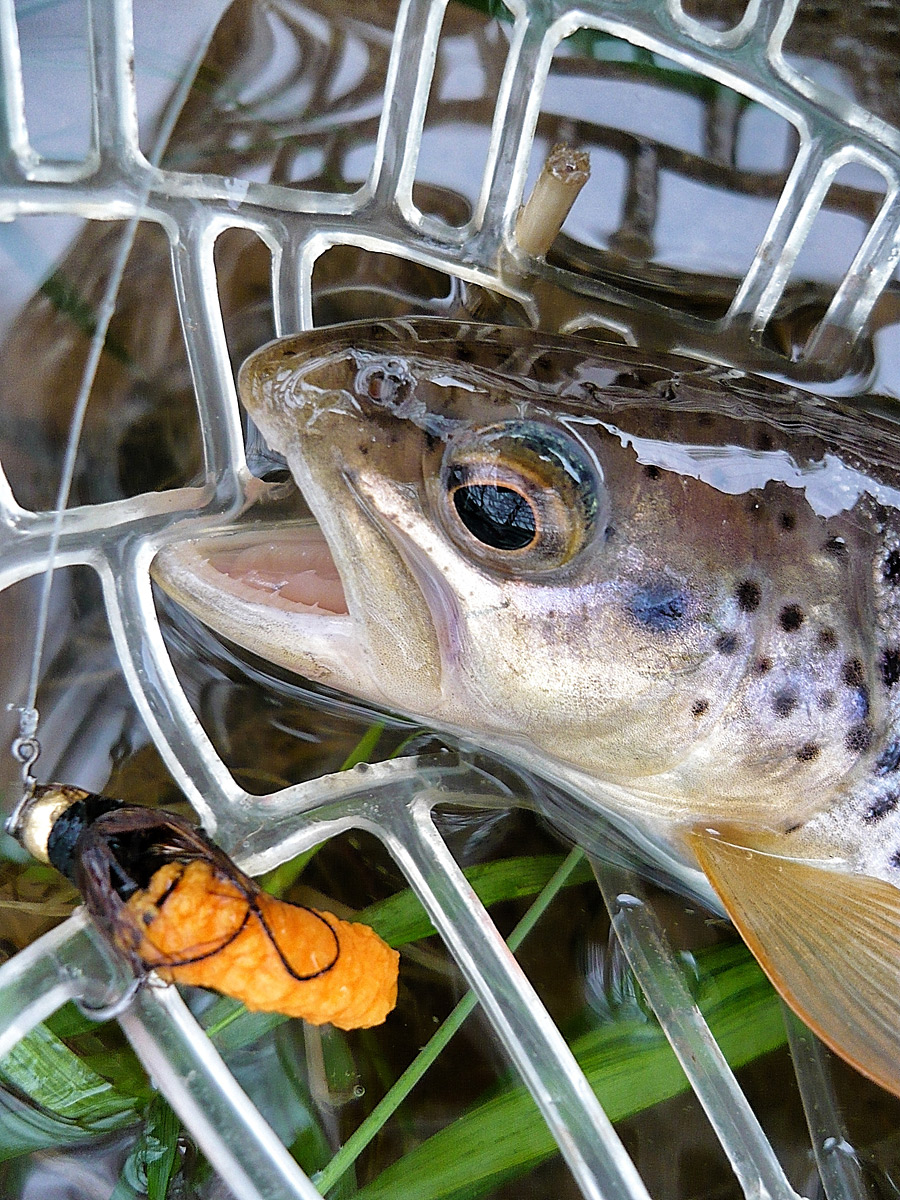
[[690, 825, 900, 1097]]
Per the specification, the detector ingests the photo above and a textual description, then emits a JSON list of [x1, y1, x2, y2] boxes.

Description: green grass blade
[[144, 1097, 182, 1200], [339, 723, 386, 771], [315, 849, 588, 1196], [358, 853, 594, 946], [261, 723, 387, 897], [350, 945, 785, 1200], [0, 1023, 140, 1163], [0, 1022, 139, 1127], [110, 1095, 182, 1200], [0, 1086, 122, 1164]]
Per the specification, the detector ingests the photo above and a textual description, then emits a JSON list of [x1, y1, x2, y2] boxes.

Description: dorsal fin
[[690, 824, 900, 1097]]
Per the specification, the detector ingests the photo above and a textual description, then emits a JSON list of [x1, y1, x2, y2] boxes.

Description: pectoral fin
[[690, 825, 900, 1097]]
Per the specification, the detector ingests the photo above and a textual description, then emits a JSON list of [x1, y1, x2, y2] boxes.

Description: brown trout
[[154, 318, 900, 1095]]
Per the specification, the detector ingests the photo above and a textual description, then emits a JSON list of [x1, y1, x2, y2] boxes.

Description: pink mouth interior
[[208, 534, 348, 615]]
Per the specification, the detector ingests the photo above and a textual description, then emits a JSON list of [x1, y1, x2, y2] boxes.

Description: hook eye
[[73, 974, 144, 1023]]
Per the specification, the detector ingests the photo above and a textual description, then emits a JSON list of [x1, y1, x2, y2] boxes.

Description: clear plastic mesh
[[1, 0, 899, 1198]]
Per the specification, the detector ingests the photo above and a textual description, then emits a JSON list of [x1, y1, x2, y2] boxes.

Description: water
[[2, 0, 900, 1197]]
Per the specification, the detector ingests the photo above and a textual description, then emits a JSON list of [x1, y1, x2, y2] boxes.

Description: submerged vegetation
[[0, 823, 786, 1197]]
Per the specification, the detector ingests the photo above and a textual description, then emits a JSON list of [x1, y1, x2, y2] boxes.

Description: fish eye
[[451, 480, 537, 550], [439, 420, 602, 572]]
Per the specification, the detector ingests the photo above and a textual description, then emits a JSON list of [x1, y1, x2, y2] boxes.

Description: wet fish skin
[[155, 318, 900, 1095], [231, 322, 899, 844]]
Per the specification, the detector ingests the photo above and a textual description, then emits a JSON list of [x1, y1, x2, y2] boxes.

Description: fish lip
[[150, 520, 376, 690]]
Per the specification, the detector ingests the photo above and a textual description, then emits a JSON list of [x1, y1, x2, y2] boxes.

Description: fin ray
[[691, 826, 900, 1097]]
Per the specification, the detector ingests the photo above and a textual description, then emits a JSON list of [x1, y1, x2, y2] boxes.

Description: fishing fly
[[5, 784, 399, 1028]]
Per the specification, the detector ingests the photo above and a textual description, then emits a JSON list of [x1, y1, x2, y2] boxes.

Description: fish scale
[[797, 507, 900, 877]]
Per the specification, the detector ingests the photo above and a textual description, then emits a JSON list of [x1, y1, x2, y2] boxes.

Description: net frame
[[1, 0, 898, 1197]]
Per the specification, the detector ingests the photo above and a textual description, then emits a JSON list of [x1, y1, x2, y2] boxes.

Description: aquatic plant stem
[[313, 845, 587, 1196], [260, 724, 387, 895], [516, 144, 590, 257]]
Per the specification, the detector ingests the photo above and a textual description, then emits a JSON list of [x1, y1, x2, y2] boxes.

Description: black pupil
[[453, 484, 536, 550]]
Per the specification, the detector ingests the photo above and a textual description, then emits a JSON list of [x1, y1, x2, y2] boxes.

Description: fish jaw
[[152, 523, 380, 699], [155, 336, 456, 720]]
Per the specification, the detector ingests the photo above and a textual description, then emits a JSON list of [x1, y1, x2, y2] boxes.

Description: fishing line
[[7, 22, 223, 803], [10, 210, 145, 795]]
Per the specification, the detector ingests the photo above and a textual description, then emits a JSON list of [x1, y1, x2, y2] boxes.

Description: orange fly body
[[10, 785, 399, 1028]]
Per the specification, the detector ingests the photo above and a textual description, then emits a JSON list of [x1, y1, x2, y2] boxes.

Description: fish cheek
[[281, 437, 445, 712], [358, 473, 594, 738], [444, 579, 661, 753], [441, 586, 596, 742]]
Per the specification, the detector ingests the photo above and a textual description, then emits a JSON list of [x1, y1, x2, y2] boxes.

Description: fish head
[[158, 323, 746, 784], [236, 324, 622, 729]]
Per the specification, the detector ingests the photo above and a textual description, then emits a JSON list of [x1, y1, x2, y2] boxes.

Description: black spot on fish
[[735, 580, 761, 612], [424, 431, 438, 452], [876, 742, 900, 775], [611, 371, 641, 389], [691, 699, 709, 717], [846, 722, 874, 754], [773, 690, 798, 718], [531, 353, 555, 380], [715, 633, 740, 655], [629, 584, 688, 633], [779, 511, 796, 531], [884, 549, 900, 584], [842, 658, 866, 690], [823, 536, 847, 558], [880, 647, 900, 688], [779, 604, 805, 632], [865, 793, 899, 823], [644, 465, 661, 480], [840, 661, 870, 718], [817, 627, 837, 650], [753, 656, 773, 675], [755, 431, 774, 452], [796, 743, 820, 763], [455, 344, 474, 363], [818, 690, 836, 711]]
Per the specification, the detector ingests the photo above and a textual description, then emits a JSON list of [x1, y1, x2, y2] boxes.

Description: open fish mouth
[[201, 525, 348, 617], [152, 521, 373, 694]]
